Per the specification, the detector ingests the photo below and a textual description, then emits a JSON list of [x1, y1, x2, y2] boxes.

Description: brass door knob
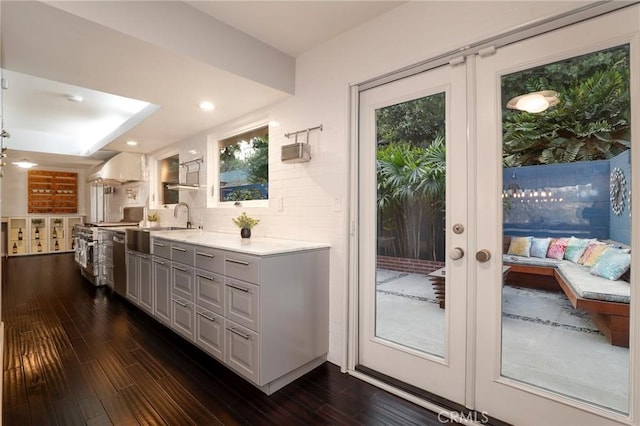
[[476, 249, 491, 263]]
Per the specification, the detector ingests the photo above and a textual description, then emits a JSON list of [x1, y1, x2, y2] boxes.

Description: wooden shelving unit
[[28, 171, 78, 214]]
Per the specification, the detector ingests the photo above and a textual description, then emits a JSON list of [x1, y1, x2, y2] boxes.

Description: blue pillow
[[590, 248, 631, 281], [530, 237, 552, 258]]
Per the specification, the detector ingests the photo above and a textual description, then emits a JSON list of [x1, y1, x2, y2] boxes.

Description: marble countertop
[[149, 230, 330, 256]]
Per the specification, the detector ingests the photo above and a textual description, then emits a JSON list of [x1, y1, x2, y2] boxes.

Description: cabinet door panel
[[196, 270, 224, 315], [152, 239, 171, 259], [126, 251, 139, 303], [195, 247, 224, 274], [138, 254, 153, 313], [225, 321, 259, 384], [153, 258, 171, 326], [225, 278, 260, 332], [171, 297, 194, 341], [171, 243, 195, 266], [172, 263, 194, 301], [195, 308, 224, 361], [224, 253, 260, 284]]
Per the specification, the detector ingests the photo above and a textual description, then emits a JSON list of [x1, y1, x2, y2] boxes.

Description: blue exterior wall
[[503, 160, 610, 239], [609, 150, 631, 245]]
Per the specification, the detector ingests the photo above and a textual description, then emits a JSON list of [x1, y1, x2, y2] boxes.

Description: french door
[[358, 61, 468, 403], [357, 5, 639, 425]]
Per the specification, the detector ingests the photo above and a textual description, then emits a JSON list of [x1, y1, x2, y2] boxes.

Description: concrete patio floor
[[374, 269, 629, 414]]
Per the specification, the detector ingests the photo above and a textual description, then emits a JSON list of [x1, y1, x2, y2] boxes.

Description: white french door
[[357, 62, 468, 404], [356, 5, 640, 425], [474, 7, 638, 425]]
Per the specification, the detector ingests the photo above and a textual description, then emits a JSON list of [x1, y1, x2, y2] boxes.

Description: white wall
[[148, 1, 593, 365], [1, 165, 88, 218]]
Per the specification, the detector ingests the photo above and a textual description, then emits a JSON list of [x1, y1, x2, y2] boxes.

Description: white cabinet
[[152, 257, 171, 326], [8, 217, 28, 256], [8, 216, 81, 256]]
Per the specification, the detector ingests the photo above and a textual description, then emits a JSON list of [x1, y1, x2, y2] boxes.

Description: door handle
[[449, 247, 464, 260], [476, 249, 491, 263]]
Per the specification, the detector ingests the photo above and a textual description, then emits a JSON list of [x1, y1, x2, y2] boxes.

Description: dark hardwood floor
[[2, 253, 446, 425]]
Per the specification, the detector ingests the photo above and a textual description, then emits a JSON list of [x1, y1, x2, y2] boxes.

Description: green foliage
[[377, 137, 446, 260], [502, 45, 630, 166], [223, 188, 264, 201], [246, 136, 269, 184], [376, 93, 445, 147], [232, 212, 260, 229]]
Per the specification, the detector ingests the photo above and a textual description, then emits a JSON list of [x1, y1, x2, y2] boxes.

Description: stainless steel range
[[74, 207, 143, 286]]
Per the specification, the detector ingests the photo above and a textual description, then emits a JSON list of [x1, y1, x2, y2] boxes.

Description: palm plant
[[377, 136, 446, 260]]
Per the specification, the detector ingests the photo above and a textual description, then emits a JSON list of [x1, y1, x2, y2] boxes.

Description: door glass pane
[[375, 92, 447, 358], [501, 45, 630, 414]]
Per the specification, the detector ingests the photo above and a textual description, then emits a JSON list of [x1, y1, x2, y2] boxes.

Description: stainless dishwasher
[[113, 233, 126, 296]]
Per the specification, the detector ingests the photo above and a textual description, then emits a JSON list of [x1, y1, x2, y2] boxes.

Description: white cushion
[[557, 262, 630, 304]]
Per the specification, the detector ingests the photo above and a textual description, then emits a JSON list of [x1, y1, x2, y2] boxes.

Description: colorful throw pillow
[[530, 237, 552, 258], [590, 248, 631, 280], [546, 238, 569, 260], [579, 242, 609, 267], [564, 237, 592, 263], [506, 236, 533, 257]]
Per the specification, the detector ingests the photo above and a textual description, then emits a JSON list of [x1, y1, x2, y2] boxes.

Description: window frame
[[208, 122, 270, 208]]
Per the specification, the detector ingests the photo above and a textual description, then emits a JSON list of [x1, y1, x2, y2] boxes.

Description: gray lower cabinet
[[125, 250, 139, 303], [195, 307, 224, 361], [138, 254, 153, 314], [152, 257, 171, 326], [150, 236, 329, 394]]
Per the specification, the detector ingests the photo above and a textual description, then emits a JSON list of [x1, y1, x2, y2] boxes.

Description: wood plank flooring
[[2, 253, 446, 425]]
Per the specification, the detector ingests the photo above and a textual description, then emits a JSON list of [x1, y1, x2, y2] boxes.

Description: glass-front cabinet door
[[29, 217, 47, 254], [66, 217, 82, 252]]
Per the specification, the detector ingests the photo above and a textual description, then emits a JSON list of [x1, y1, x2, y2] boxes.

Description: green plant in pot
[[147, 212, 160, 226], [232, 212, 260, 238]]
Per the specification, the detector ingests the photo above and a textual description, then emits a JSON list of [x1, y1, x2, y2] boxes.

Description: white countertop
[[149, 230, 330, 256]]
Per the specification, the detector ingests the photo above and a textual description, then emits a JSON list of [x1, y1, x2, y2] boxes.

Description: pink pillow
[[547, 238, 569, 259]]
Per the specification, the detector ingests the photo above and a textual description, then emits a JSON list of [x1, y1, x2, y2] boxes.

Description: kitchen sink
[[126, 226, 189, 254]]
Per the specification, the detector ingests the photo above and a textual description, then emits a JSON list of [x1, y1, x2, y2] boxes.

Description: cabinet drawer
[[152, 239, 171, 259], [225, 321, 259, 384], [172, 263, 195, 301], [195, 308, 224, 361], [195, 270, 224, 315], [171, 297, 194, 341], [225, 278, 260, 332], [195, 247, 224, 274], [171, 243, 195, 266], [224, 253, 260, 284]]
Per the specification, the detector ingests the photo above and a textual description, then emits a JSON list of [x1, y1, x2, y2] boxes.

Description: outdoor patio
[[375, 268, 629, 413]]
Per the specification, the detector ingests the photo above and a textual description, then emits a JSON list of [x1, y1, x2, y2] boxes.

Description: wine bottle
[[35, 226, 40, 240], [18, 228, 23, 241], [52, 227, 57, 239], [54, 240, 59, 251], [12, 242, 17, 254], [37, 241, 42, 252], [72, 239, 75, 250]]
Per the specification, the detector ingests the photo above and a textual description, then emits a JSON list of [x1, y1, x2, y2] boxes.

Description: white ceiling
[[1, 1, 403, 169]]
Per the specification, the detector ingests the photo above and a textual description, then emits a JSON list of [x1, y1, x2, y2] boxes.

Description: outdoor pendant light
[[507, 90, 559, 113]]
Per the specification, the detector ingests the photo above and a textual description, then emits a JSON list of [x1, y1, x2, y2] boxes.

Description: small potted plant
[[147, 212, 160, 227], [232, 212, 259, 238]]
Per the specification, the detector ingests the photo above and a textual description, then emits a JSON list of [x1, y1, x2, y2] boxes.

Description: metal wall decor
[[610, 167, 626, 215]]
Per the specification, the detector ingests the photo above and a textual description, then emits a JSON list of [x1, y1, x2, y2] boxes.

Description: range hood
[[86, 152, 145, 183]]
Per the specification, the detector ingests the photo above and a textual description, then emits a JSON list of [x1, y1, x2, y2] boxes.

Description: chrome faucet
[[174, 202, 192, 229]]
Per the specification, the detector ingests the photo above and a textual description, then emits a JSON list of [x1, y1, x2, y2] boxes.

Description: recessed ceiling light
[[126, 140, 138, 146], [12, 159, 38, 169], [66, 94, 83, 103], [199, 101, 215, 111], [268, 121, 280, 127], [188, 149, 197, 155]]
